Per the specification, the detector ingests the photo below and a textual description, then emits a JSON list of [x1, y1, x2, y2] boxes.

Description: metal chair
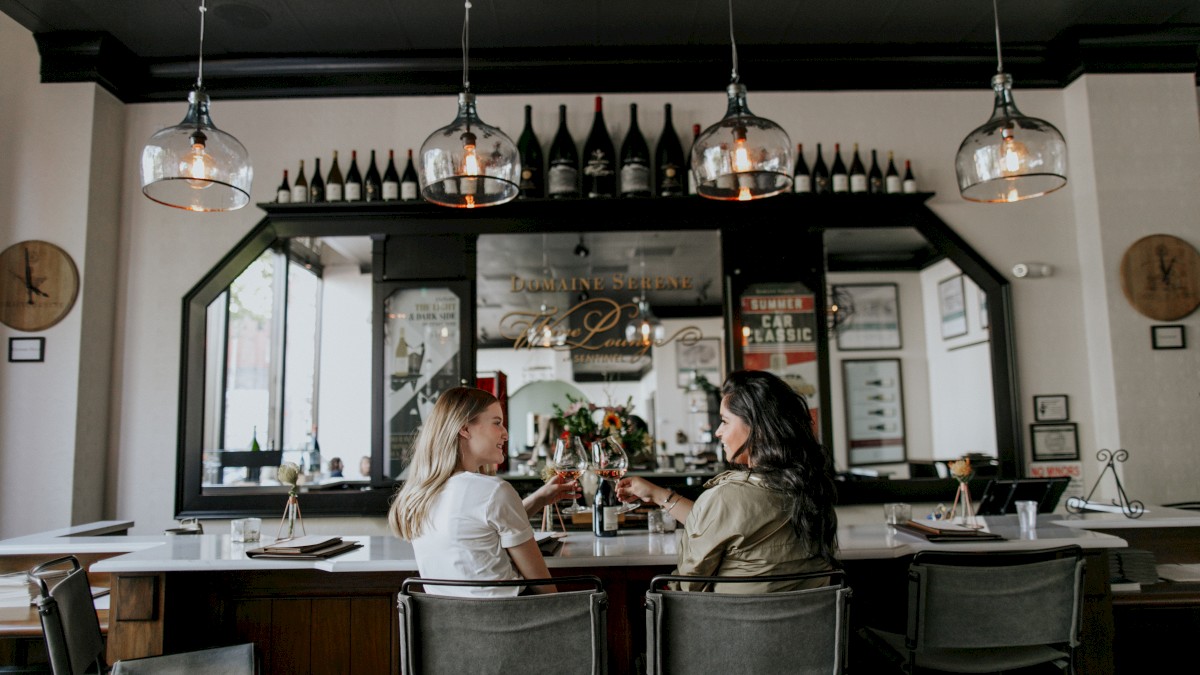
[[398, 575, 607, 675], [29, 556, 256, 675], [644, 569, 851, 675], [863, 545, 1085, 674]]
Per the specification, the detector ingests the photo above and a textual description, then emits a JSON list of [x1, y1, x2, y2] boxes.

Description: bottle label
[[345, 183, 361, 201], [603, 506, 619, 531], [277, 189, 291, 204], [659, 164, 682, 195], [520, 168, 538, 191], [903, 179, 917, 193], [794, 175, 812, 193], [291, 186, 308, 203], [548, 165, 578, 195], [886, 176, 901, 194], [687, 170, 698, 195], [850, 175, 868, 192], [365, 183, 379, 201], [326, 184, 343, 201], [621, 164, 650, 193], [383, 181, 400, 200], [832, 175, 849, 192], [401, 181, 418, 200]]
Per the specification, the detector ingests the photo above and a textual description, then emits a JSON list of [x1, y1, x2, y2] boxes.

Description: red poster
[[740, 283, 820, 434]]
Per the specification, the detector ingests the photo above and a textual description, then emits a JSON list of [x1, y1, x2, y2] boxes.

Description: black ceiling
[[6, 0, 1200, 102]]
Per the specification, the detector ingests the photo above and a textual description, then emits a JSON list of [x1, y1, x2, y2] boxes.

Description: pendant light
[[625, 237, 665, 346], [141, 0, 252, 212], [527, 234, 567, 348], [418, 1, 520, 208], [955, 0, 1067, 203], [690, 0, 792, 201]]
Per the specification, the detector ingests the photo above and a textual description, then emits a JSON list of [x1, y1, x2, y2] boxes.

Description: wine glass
[[590, 436, 641, 514], [551, 436, 589, 515]]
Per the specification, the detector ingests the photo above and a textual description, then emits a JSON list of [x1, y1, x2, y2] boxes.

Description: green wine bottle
[[250, 426, 261, 451]]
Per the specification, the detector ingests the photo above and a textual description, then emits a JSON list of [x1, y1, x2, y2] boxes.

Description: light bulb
[[461, 131, 481, 175], [183, 131, 214, 189], [1000, 130, 1026, 174], [737, 187, 752, 201], [732, 133, 753, 173]]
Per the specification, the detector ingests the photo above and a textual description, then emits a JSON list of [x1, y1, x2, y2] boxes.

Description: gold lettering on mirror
[[500, 296, 705, 359], [509, 273, 694, 292]]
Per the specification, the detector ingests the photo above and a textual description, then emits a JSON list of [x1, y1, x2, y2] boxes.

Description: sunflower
[[602, 411, 622, 431]]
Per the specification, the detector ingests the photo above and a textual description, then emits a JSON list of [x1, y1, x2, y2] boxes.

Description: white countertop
[[1048, 505, 1200, 529]]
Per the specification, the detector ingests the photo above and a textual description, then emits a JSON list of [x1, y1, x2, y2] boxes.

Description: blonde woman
[[389, 387, 577, 597]]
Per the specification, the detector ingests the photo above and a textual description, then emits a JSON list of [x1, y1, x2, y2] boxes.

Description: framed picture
[[1151, 325, 1186, 350], [979, 289, 989, 330], [834, 283, 902, 351], [1033, 394, 1069, 422], [938, 275, 968, 339], [1031, 423, 1080, 461], [8, 337, 44, 362], [676, 338, 722, 388], [842, 358, 906, 466]]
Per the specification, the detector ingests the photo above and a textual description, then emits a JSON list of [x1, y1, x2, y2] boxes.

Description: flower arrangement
[[948, 457, 973, 483], [946, 456, 980, 528], [550, 394, 652, 466], [275, 461, 305, 540]]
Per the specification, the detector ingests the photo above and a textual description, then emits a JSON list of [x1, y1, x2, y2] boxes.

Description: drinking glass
[[590, 437, 640, 514], [551, 436, 589, 514]]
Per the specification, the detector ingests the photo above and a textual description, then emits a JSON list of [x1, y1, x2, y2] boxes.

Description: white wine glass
[[591, 436, 640, 514], [551, 436, 588, 515]]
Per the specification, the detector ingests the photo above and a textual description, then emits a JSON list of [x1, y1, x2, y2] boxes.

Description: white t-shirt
[[411, 471, 534, 597]]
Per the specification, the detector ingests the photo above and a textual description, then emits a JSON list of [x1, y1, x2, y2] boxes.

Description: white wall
[[315, 264, 372, 467]]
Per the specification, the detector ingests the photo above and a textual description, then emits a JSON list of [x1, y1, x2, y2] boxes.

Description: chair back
[[645, 570, 850, 675], [30, 556, 106, 675], [906, 546, 1084, 652], [398, 576, 607, 675]]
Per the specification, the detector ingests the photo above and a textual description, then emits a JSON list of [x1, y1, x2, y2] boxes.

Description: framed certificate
[[938, 275, 968, 339], [1031, 423, 1080, 461], [834, 283, 902, 351], [1033, 395, 1069, 422]]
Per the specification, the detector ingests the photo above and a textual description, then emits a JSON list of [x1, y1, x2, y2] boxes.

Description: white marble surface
[[1047, 505, 1200, 529]]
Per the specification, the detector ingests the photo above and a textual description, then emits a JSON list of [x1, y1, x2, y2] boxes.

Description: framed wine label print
[[843, 358, 906, 466]]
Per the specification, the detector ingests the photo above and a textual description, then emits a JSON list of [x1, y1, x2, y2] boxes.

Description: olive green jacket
[[674, 470, 833, 593]]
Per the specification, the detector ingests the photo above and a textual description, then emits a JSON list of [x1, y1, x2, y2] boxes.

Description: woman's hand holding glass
[[591, 437, 641, 514], [549, 436, 587, 514]]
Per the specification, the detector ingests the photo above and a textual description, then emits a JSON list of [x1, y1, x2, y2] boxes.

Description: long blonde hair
[[388, 387, 499, 540]]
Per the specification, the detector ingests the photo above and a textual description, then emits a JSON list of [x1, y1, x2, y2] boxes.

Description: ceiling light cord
[[196, 0, 206, 88], [727, 0, 739, 84], [992, 0, 1003, 75], [462, 0, 471, 92]]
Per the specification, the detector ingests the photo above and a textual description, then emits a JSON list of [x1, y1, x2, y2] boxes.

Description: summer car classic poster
[[740, 282, 821, 436]]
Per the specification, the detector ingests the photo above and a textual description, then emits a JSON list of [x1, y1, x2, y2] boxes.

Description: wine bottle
[[582, 96, 616, 198], [885, 151, 901, 194], [276, 169, 291, 203], [401, 149, 419, 201], [547, 104, 580, 198], [812, 143, 831, 194], [619, 103, 651, 198], [250, 426, 261, 452], [382, 150, 400, 201], [687, 123, 701, 195], [325, 150, 344, 202], [903, 160, 917, 193], [593, 478, 618, 537], [849, 143, 867, 193], [793, 143, 811, 193], [655, 103, 685, 197], [516, 104, 545, 199], [364, 150, 382, 202], [309, 157, 326, 203], [345, 150, 363, 201], [831, 143, 848, 193], [291, 160, 309, 203], [868, 149, 884, 195]]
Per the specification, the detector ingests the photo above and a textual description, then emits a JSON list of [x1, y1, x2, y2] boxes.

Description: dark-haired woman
[[616, 369, 839, 592]]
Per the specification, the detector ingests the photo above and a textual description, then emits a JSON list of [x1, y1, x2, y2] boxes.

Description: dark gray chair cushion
[[112, 644, 257, 674]]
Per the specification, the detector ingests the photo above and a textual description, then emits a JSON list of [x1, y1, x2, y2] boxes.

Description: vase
[[948, 481, 981, 529], [276, 493, 305, 541]]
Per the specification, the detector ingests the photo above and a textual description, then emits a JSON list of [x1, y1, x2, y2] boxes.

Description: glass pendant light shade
[[419, 92, 520, 208], [955, 74, 1067, 203], [625, 296, 666, 346], [690, 84, 793, 201], [141, 87, 252, 212]]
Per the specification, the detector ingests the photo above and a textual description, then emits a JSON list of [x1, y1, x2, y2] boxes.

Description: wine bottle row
[[793, 142, 918, 195], [275, 148, 421, 203]]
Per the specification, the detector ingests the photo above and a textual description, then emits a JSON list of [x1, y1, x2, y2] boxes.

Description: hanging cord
[[196, 0, 207, 88], [727, 0, 739, 83], [462, 0, 471, 91], [992, 0, 1004, 74]]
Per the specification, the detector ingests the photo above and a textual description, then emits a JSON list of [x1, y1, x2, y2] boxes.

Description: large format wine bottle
[[655, 103, 685, 197], [583, 96, 616, 198], [793, 143, 811, 193], [812, 143, 831, 194], [593, 478, 618, 537], [382, 150, 400, 201], [364, 150, 382, 202], [547, 104, 580, 198], [276, 169, 291, 203], [868, 149, 884, 194], [325, 151, 344, 202], [619, 103, 651, 198], [687, 123, 701, 195], [516, 104, 544, 199], [831, 143, 849, 193], [885, 151, 901, 194], [401, 149, 419, 201], [291, 160, 309, 203], [903, 160, 917, 193], [309, 157, 326, 203], [345, 150, 363, 201], [849, 143, 867, 193]]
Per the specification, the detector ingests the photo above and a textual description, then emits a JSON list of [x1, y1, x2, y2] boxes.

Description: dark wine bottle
[[793, 143, 811, 193], [687, 123, 701, 195], [619, 103, 651, 198], [276, 169, 291, 203], [364, 150, 382, 202], [831, 143, 848, 193], [309, 157, 326, 203], [655, 103, 685, 197], [583, 96, 616, 198], [885, 151, 901, 194], [593, 478, 618, 537], [812, 143, 831, 194], [868, 149, 884, 194], [345, 150, 363, 201], [382, 150, 400, 201], [903, 159, 917, 193], [325, 151, 344, 202], [516, 104, 544, 199], [291, 160, 309, 203], [547, 104, 580, 198], [401, 149, 419, 201], [849, 143, 867, 193]]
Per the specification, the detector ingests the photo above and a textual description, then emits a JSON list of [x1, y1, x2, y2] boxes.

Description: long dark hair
[[721, 369, 838, 563]]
